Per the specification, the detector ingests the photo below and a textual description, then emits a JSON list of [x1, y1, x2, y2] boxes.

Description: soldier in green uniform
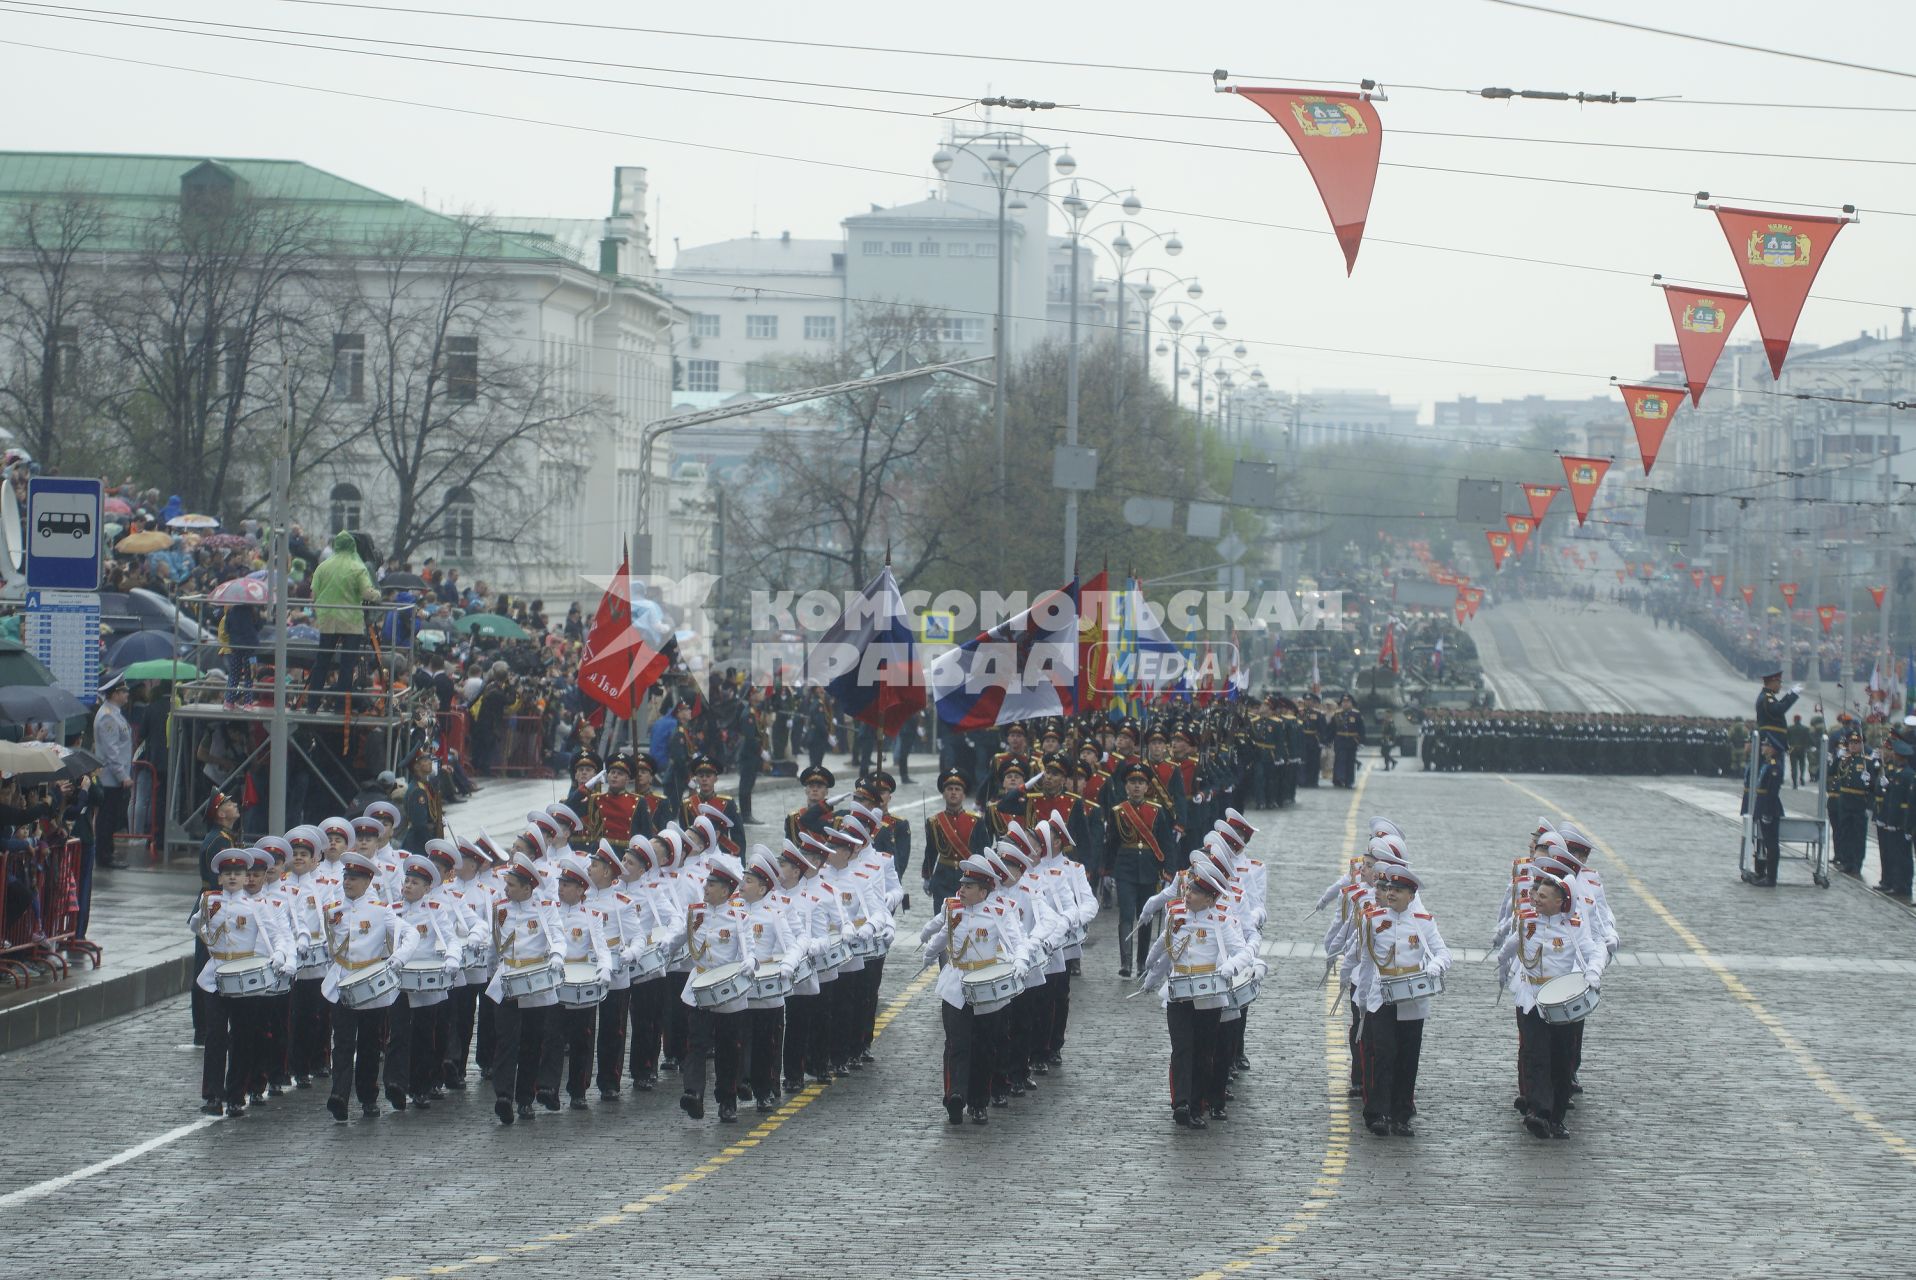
[[400, 746, 442, 852]]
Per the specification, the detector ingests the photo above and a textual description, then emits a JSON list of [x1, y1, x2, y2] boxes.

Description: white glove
[[442, 955, 460, 975], [598, 966, 614, 986], [1790, 683, 1803, 696], [547, 955, 565, 974], [855, 922, 875, 941], [271, 955, 294, 978]]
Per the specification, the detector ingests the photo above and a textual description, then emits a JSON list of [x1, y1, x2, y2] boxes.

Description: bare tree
[[730, 304, 982, 592], [0, 193, 107, 469], [336, 218, 596, 562], [93, 164, 325, 512]]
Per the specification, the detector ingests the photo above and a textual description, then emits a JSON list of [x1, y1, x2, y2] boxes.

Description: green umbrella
[[121, 658, 201, 681], [0, 638, 58, 688], [452, 612, 529, 639]]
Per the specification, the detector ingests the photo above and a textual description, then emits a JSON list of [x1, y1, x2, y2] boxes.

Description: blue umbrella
[[105, 630, 177, 667]]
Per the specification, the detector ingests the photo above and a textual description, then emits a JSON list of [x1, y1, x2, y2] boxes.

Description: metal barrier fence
[[434, 710, 469, 766], [499, 714, 547, 777], [0, 838, 102, 988]]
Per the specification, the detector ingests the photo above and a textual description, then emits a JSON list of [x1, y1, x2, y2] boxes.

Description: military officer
[[1104, 762, 1178, 977]]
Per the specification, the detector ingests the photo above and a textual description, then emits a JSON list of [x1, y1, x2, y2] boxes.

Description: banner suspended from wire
[[1656, 282, 1749, 406], [1615, 382, 1680, 475], [1701, 200, 1857, 379], [1221, 83, 1383, 275], [1559, 455, 1611, 525]]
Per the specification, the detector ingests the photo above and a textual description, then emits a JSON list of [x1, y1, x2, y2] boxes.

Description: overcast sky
[[4, 0, 1911, 415]]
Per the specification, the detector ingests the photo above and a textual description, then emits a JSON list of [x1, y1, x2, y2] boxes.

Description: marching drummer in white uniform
[[587, 840, 645, 1099], [282, 827, 333, 1091], [923, 854, 1031, 1127], [739, 846, 799, 1112], [485, 857, 566, 1125], [385, 854, 465, 1112], [1138, 858, 1253, 1130], [779, 839, 845, 1088], [319, 850, 419, 1122], [1497, 869, 1605, 1139], [1343, 865, 1450, 1137], [549, 854, 614, 1111], [1031, 817, 1096, 1072], [192, 848, 296, 1117], [679, 853, 755, 1122]]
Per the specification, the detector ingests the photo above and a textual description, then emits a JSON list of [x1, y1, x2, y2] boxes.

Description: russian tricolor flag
[[929, 578, 1080, 730], [808, 565, 925, 736]]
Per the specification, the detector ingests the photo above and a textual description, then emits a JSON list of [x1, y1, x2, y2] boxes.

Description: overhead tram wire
[[10, 1, 1916, 219], [13, 1, 1916, 169], [1480, 0, 1916, 85]]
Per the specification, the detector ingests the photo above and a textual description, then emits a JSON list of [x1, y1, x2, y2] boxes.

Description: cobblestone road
[[2, 763, 1908, 1278]]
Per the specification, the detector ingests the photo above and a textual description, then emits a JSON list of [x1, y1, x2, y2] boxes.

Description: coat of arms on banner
[[1749, 226, 1812, 268], [1680, 301, 1726, 332], [1290, 98, 1368, 137]]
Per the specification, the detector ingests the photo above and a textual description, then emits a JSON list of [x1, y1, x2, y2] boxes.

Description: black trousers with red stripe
[[941, 1000, 1000, 1110], [1165, 1000, 1221, 1112]]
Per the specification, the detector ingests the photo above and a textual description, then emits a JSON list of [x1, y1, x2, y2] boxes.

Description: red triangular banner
[[1658, 284, 1750, 406], [1740, 584, 1755, 607], [1560, 455, 1611, 526], [1691, 569, 1706, 589], [1710, 206, 1851, 379], [1505, 514, 1534, 556], [1616, 383, 1679, 475], [1453, 597, 1469, 625], [1521, 483, 1561, 522], [1816, 603, 1837, 633], [1711, 574, 1726, 596], [1461, 585, 1484, 620], [1226, 87, 1383, 275], [1485, 530, 1511, 570], [1779, 582, 1798, 608], [1869, 585, 1887, 609]]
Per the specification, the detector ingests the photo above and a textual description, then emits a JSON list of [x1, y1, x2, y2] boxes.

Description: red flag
[[1078, 569, 1110, 712], [1521, 484, 1560, 522], [1780, 582, 1798, 608], [1560, 456, 1611, 526], [1616, 383, 1679, 475], [1816, 603, 1837, 633], [1711, 206, 1851, 378], [1225, 87, 1382, 274], [1870, 585, 1887, 610], [1691, 569, 1706, 589], [1462, 586, 1484, 619], [1740, 584, 1755, 607], [1378, 622, 1398, 673], [1485, 530, 1511, 570], [1454, 597, 1469, 625], [1658, 284, 1749, 406], [1505, 514, 1534, 556], [577, 551, 673, 716], [1711, 574, 1726, 596]]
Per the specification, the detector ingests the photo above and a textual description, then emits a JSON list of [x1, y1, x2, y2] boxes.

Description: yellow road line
[[1191, 772, 1365, 1280], [385, 966, 939, 1279], [1504, 776, 1916, 1169]]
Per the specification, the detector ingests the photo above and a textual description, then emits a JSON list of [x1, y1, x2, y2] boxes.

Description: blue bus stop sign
[[25, 476, 104, 591]]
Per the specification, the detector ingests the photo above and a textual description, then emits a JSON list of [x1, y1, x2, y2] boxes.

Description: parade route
[[1478, 600, 1751, 716], [3, 763, 1907, 1279]]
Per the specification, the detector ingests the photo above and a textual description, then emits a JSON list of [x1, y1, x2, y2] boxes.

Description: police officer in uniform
[[1755, 669, 1801, 757]]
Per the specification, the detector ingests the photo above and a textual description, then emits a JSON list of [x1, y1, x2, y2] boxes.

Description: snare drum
[[690, 961, 752, 1008], [1379, 969, 1444, 1005], [815, 938, 851, 974], [847, 931, 880, 960], [1164, 970, 1230, 1003], [749, 963, 795, 1001], [1063, 924, 1086, 949], [622, 941, 669, 983], [462, 943, 493, 985], [1535, 972, 1600, 1024], [1227, 967, 1261, 1009], [961, 962, 1024, 1015], [295, 945, 329, 980], [787, 949, 815, 986], [215, 956, 277, 997], [557, 961, 608, 1007], [397, 960, 452, 993], [499, 963, 563, 1001], [337, 962, 398, 1008]]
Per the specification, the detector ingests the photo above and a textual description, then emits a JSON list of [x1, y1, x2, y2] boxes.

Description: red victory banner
[[1690, 569, 1706, 589], [1485, 529, 1511, 570], [1560, 455, 1611, 526], [1658, 284, 1750, 406], [1779, 582, 1798, 608], [1521, 483, 1561, 522], [1616, 383, 1679, 475], [1870, 585, 1887, 609], [1461, 585, 1485, 619], [1816, 604, 1838, 633], [1505, 514, 1535, 555], [1740, 584, 1755, 607], [1710, 205, 1852, 378], [1453, 597, 1469, 625], [1224, 87, 1382, 275], [1711, 573, 1726, 596]]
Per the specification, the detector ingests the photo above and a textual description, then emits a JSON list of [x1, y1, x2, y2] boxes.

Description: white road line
[[0, 1117, 221, 1211]]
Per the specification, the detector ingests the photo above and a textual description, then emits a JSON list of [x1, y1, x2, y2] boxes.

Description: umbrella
[[0, 639, 58, 688], [103, 496, 132, 516], [8, 744, 106, 784], [380, 571, 430, 591], [105, 630, 176, 667], [122, 657, 200, 682], [200, 533, 251, 551], [115, 530, 171, 554], [209, 577, 272, 607], [0, 741, 60, 777], [166, 513, 219, 530], [452, 612, 529, 639], [0, 684, 88, 725]]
